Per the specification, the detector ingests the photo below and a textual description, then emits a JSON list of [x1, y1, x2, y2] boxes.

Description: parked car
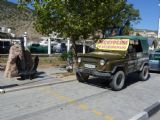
[[39, 38, 64, 46], [75, 44, 95, 53], [76, 36, 149, 91], [52, 42, 67, 53], [0, 41, 11, 54], [28, 43, 48, 53], [149, 49, 160, 71]]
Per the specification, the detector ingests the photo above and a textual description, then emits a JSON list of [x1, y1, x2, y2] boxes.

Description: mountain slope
[[0, 0, 42, 40]]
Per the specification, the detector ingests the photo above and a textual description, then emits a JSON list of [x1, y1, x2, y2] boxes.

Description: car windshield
[[96, 39, 129, 52]]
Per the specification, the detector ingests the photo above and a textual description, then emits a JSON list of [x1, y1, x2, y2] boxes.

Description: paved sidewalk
[[150, 111, 160, 120], [0, 67, 75, 91]]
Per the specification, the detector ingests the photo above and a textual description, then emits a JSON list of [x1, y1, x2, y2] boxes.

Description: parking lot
[[0, 70, 160, 120]]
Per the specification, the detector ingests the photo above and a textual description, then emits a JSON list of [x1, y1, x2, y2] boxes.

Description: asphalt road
[[0, 72, 160, 120]]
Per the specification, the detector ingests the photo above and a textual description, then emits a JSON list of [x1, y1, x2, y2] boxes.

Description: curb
[[0, 89, 5, 94], [129, 101, 160, 120], [0, 79, 75, 94]]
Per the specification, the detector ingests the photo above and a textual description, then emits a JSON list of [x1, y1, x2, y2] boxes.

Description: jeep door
[[126, 44, 137, 73], [134, 40, 145, 71]]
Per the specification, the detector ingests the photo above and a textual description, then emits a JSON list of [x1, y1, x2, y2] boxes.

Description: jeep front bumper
[[76, 68, 112, 79]]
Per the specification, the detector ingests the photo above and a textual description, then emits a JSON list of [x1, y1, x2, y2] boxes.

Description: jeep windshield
[[96, 39, 129, 52]]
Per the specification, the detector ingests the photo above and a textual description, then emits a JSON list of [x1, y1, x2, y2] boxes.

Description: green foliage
[[60, 51, 73, 61], [19, 0, 140, 59], [18, 0, 140, 38]]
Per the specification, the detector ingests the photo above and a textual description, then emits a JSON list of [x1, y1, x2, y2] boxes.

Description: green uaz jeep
[[76, 36, 149, 90]]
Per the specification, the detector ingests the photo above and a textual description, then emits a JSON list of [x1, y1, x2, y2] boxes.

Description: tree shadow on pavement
[[124, 73, 141, 89], [124, 72, 151, 89], [149, 70, 160, 74], [16, 71, 46, 80], [35, 71, 46, 78], [82, 73, 150, 90], [82, 77, 111, 89]]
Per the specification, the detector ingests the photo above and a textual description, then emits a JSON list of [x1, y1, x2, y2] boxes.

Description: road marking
[[105, 115, 114, 120], [40, 86, 115, 120], [52, 93, 67, 101], [58, 95, 68, 101], [78, 104, 89, 110], [67, 99, 77, 105], [92, 109, 103, 116]]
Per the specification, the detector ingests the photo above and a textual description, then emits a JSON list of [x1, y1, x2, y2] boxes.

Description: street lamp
[[23, 32, 27, 47]]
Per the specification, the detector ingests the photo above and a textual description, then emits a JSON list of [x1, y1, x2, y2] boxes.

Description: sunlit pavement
[[0, 72, 160, 120], [0, 67, 67, 88], [150, 111, 160, 120]]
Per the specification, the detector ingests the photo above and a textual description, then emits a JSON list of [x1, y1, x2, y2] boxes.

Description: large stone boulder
[[4, 44, 33, 78]]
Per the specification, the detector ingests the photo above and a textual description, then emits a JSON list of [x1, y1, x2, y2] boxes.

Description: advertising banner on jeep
[[96, 39, 129, 51]]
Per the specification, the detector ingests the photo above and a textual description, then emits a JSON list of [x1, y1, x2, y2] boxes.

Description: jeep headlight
[[100, 59, 105, 66], [78, 57, 81, 63]]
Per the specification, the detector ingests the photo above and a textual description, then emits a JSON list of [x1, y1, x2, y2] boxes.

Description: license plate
[[84, 64, 95, 68]]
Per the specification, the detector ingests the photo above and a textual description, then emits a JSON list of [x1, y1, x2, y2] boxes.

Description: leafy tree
[[18, 0, 140, 60], [104, 3, 140, 36]]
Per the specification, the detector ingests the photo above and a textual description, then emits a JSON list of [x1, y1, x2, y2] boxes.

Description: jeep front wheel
[[139, 65, 149, 81], [76, 72, 89, 82], [110, 71, 125, 91]]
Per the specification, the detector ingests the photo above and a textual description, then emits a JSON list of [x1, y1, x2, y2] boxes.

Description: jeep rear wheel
[[139, 65, 149, 81], [76, 72, 89, 82], [110, 71, 125, 91]]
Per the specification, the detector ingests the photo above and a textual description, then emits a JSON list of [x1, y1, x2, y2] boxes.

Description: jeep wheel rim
[[143, 67, 148, 79], [116, 74, 123, 86]]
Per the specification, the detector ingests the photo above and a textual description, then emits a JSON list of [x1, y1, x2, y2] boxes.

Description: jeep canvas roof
[[98, 36, 149, 52]]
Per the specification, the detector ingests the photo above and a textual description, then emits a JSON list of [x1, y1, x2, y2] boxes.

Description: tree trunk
[[70, 36, 78, 69]]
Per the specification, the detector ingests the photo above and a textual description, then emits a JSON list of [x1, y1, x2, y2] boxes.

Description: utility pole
[[23, 32, 27, 47]]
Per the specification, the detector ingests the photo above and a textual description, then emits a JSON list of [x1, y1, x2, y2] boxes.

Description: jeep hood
[[79, 51, 125, 60]]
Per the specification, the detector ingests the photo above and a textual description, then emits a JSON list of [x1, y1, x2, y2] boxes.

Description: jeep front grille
[[82, 57, 99, 64]]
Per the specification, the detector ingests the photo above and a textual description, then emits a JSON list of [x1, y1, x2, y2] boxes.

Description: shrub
[[60, 51, 73, 61]]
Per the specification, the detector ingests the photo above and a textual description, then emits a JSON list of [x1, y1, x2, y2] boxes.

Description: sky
[[128, 0, 160, 31], [8, 0, 160, 31]]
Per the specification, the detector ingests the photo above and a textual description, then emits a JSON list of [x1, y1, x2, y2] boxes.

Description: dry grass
[[0, 56, 66, 68], [38, 57, 66, 68], [0, 57, 7, 66]]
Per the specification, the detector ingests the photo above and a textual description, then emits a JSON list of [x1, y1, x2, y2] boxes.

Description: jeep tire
[[110, 71, 125, 91], [139, 65, 149, 81], [76, 72, 89, 82]]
